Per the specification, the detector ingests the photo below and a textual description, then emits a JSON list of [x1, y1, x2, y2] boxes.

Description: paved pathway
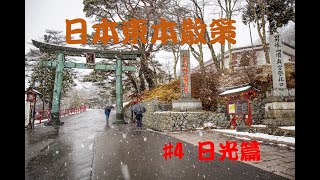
[[164, 130, 295, 179], [25, 109, 290, 180]]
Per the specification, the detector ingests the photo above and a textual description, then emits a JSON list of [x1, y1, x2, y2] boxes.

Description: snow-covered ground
[[251, 125, 267, 128], [279, 126, 295, 130], [213, 129, 295, 144], [33, 118, 49, 125]]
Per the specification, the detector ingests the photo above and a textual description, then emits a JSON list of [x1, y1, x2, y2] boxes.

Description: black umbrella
[[105, 105, 115, 110], [131, 103, 146, 114]]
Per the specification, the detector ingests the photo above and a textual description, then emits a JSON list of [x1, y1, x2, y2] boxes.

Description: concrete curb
[[210, 130, 295, 147]]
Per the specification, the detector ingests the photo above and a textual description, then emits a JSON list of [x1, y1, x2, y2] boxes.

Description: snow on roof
[[219, 85, 251, 96], [123, 101, 131, 107], [25, 88, 42, 95], [32, 89, 42, 95]]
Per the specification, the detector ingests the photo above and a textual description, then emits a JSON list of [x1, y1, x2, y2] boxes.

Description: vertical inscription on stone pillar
[[180, 50, 191, 99], [270, 34, 287, 89]]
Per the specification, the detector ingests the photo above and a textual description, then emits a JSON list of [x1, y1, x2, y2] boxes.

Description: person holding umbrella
[[104, 104, 114, 123], [131, 103, 146, 128]]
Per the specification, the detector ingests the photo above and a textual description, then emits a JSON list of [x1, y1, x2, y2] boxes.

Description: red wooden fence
[[34, 106, 87, 123]]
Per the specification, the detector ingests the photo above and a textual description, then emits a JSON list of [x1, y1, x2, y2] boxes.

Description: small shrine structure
[[219, 83, 258, 128]]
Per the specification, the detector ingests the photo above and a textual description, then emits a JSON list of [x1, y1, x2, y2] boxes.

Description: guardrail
[[34, 106, 87, 123]]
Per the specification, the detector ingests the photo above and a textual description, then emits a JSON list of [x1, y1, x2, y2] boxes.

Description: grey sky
[[26, 0, 277, 78], [25, 0, 94, 53]]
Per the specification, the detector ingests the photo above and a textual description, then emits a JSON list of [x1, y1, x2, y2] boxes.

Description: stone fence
[[123, 98, 228, 131], [265, 88, 295, 99], [263, 88, 295, 126]]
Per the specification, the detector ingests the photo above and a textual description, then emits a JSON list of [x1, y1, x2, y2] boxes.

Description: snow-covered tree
[[82, 0, 180, 91], [26, 30, 76, 109], [82, 60, 116, 104], [242, 0, 295, 64]]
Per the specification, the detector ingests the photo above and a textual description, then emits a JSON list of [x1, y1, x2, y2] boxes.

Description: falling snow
[[199, 131, 203, 137], [88, 144, 93, 150], [123, 134, 127, 138], [121, 164, 130, 180]]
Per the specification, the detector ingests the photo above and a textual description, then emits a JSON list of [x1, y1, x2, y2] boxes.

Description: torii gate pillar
[[46, 53, 65, 125], [114, 57, 124, 123]]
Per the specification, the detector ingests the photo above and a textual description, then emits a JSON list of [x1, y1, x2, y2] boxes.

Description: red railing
[[34, 106, 87, 123]]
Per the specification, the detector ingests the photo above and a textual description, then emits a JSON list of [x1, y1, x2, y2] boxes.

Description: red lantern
[[25, 87, 40, 103], [132, 96, 138, 103], [129, 93, 140, 105], [26, 92, 36, 102]]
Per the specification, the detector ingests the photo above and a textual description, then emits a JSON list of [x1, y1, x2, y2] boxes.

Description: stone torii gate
[[32, 40, 142, 125]]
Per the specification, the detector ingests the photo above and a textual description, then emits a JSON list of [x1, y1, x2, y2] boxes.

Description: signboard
[[269, 34, 287, 89], [241, 101, 248, 113], [228, 103, 235, 114], [228, 100, 248, 115], [180, 50, 191, 99], [86, 52, 95, 64]]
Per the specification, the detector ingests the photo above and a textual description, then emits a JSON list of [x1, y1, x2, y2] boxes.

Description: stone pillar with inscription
[[270, 33, 288, 96], [172, 50, 202, 111], [263, 33, 295, 126]]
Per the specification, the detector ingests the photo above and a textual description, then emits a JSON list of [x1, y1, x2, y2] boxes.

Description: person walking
[[135, 112, 143, 128], [131, 103, 146, 129], [104, 105, 112, 123]]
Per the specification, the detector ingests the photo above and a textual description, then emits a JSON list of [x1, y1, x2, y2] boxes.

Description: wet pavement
[[25, 109, 288, 180]]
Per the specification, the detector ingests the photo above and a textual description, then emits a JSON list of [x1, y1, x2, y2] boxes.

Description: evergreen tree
[[242, 0, 295, 64], [26, 30, 76, 109]]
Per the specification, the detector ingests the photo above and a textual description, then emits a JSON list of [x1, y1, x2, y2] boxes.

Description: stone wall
[[266, 88, 295, 98], [262, 89, 295, 126], [123, 103, 133, 121], [123, 99, 159, 124], [263, 102, 295, 126], [123, 98, 228, 131]]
